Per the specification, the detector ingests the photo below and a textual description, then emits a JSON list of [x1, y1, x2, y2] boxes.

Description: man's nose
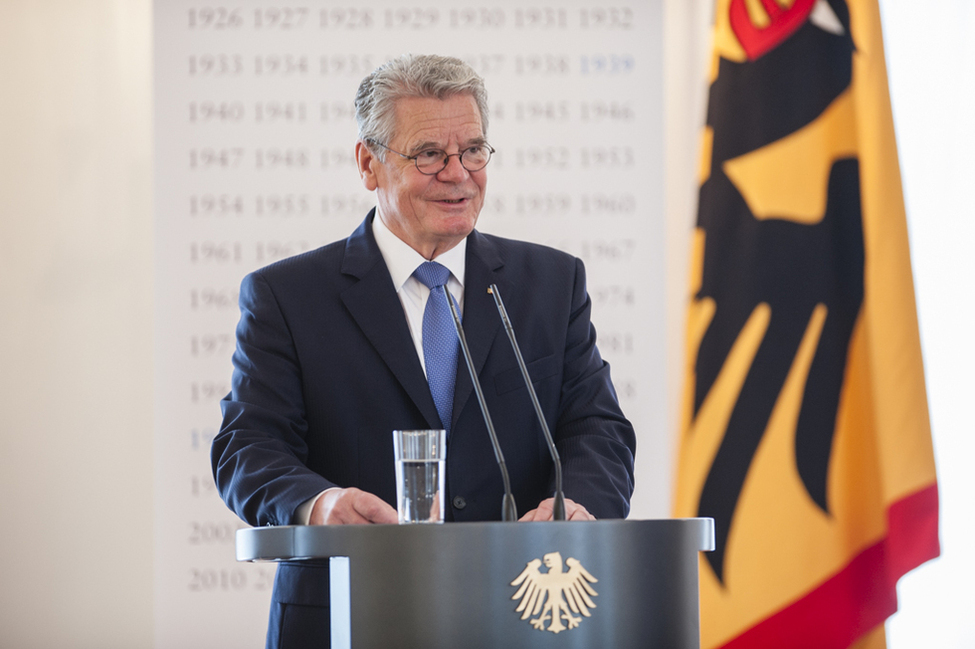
[[435, 153, 469, 181]]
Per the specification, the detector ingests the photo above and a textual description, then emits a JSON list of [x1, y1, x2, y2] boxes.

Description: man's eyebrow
[[406, 141, 441, 155], [406, 136, 487, 156]]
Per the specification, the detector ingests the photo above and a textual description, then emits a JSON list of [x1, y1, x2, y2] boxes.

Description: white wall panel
[[152, 2, 666, 646]]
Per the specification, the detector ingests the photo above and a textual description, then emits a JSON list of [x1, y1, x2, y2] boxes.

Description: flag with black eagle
[[674, 1, 940, 648]]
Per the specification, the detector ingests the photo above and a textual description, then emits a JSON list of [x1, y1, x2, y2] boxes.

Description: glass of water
[[392, 429, 446, 524]]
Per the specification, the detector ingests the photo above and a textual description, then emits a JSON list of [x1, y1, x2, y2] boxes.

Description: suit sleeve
[[211, 271, 335, 527], [554, 257, 637, 519]]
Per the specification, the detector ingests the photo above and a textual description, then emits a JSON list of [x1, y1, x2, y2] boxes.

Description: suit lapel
[[451, 230, 505, 431], [340, 213, 442, 429]]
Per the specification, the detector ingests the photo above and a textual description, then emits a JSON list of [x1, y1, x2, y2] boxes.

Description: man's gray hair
[[355, 54, 489, 159]]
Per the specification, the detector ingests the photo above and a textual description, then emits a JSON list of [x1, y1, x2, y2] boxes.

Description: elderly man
[[212, 54, 636, 647]]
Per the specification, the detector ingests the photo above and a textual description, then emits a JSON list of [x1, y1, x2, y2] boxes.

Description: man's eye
[[416, 150, 443, 161]]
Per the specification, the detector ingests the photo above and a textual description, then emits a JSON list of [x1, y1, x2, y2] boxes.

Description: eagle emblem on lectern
[[510, 552, 598, 633]]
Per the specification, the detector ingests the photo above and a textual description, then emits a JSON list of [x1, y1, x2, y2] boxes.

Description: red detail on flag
[[729, 0, 817, 60], [718, 484, 940, 649], [887, 483, 940, 586]]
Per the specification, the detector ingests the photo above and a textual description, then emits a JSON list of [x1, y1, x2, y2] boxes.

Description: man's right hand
[[309, 487, 398, 525]]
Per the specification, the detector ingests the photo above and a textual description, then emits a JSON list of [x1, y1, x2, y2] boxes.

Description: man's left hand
[[519, 497, 595, 522]]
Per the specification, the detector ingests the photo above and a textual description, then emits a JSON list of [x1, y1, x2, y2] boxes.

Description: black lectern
[[237, 519, 714, 648]]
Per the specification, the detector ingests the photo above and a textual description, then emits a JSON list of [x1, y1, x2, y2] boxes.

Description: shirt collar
[[372, 211, 467, 292]]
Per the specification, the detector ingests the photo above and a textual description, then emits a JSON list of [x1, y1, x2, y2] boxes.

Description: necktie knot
[[413, 261, 452, 290]]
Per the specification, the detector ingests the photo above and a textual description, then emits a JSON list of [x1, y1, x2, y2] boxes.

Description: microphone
[[442, 286, 518, 522], [489, 284, 566, 521]]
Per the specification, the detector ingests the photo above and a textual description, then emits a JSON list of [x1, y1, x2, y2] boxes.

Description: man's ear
[[355, 140, 379, 191]]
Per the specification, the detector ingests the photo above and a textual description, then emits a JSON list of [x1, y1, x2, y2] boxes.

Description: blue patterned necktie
[[412, 261, 460, 435]]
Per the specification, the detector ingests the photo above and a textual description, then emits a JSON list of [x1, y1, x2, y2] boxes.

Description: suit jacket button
[[452, 496, 467, 510]]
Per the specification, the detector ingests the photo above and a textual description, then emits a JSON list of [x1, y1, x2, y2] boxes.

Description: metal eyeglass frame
[[368, 139, 495, 175]]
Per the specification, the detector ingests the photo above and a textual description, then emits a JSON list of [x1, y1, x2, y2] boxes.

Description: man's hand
[[309, 487, 398, 525], [519, 497, 596, 522]]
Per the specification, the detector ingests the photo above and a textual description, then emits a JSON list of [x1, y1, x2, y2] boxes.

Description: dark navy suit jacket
[[212, 211, 636, 647]]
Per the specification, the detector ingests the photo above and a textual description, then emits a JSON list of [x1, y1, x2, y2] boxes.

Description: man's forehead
[[392, 94, 484, 148]]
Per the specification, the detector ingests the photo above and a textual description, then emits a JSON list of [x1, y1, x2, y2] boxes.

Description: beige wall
[[0, 2, 154, 647]]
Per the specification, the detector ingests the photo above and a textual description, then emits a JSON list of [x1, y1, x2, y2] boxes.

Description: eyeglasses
[[369, 140, 495, 175]]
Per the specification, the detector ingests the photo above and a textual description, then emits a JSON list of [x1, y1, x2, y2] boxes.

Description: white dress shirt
[[371, 212, 466, 376]]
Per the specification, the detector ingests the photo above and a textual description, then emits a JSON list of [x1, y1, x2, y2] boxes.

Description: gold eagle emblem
[[510, 551, 598, 634]]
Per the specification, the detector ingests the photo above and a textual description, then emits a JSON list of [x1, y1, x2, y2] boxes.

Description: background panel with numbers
[[153, 1, 665, 646]]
